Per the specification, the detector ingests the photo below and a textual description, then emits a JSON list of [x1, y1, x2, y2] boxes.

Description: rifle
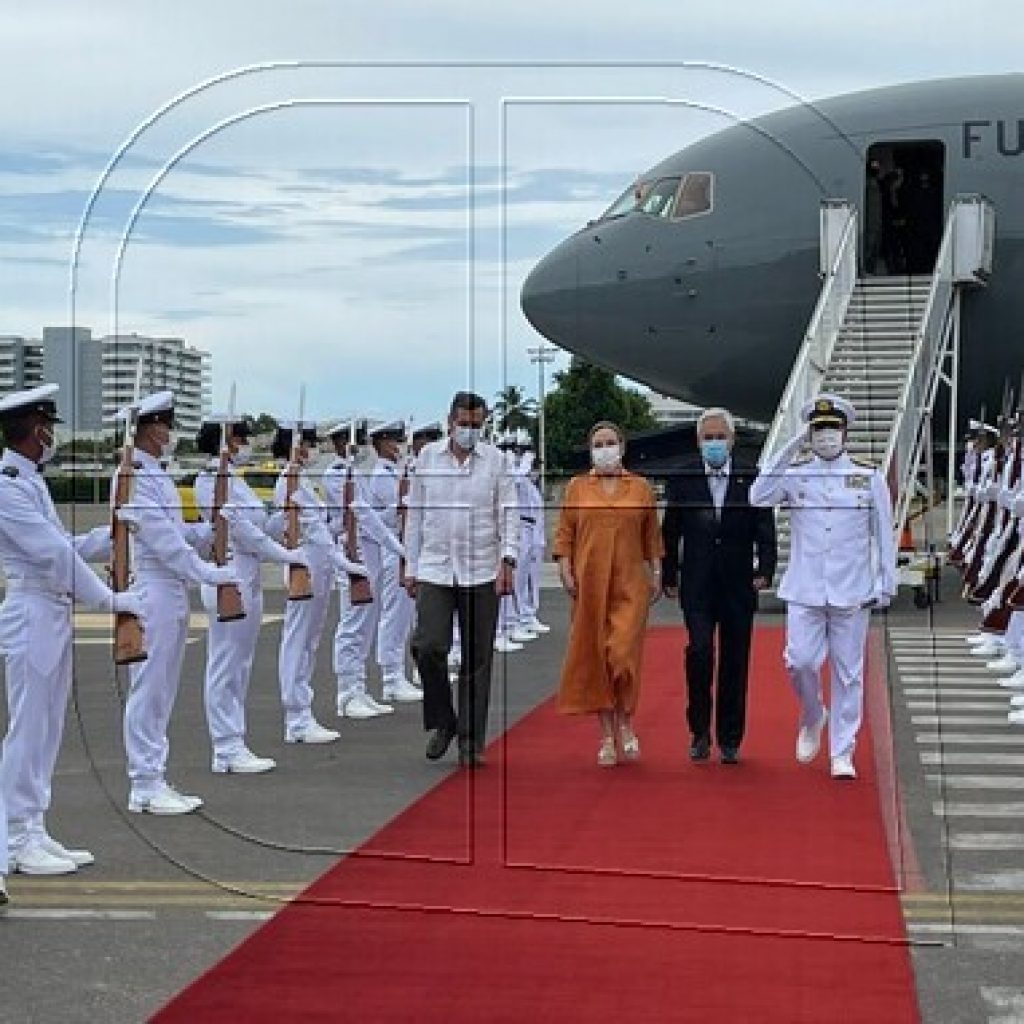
[[285, 386, 313, 601], [949, 407, 988, 564], [212, 384, 246, 621], [111, 365, 147, 665], [344, 419, 373, 606], [397, 417, 412, 587]]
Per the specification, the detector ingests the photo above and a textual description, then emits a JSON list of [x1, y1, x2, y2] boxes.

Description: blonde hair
[[588, 420, 626, 447]]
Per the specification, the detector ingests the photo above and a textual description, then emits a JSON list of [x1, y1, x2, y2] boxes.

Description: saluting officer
[[193, 415, 309, 774], [749, 394, 896, 779], [335, 421, 421, 712], [0, 384, 143, 873], [115, 391, 239, 814]]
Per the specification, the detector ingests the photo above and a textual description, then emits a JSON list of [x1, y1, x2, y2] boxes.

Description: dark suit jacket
[[661, 457, 777, 615]]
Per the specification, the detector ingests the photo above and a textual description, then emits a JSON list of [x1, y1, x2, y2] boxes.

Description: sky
[[0, 0, 1020, 428]]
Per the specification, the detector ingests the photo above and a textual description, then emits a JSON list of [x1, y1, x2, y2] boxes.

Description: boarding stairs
[[763, 196, 995, 585]]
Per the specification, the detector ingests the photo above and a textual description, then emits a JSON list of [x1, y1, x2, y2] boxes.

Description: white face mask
[[37, 427, 56, 465], [811, 428, 844, 460], [453, 425, 481, 450], [591, 443, 621, 472], [160, 432, 178, 461], [233, 443, 253, 466]]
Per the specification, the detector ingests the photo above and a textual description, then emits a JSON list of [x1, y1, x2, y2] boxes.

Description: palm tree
[[493, 385, 538, 435]]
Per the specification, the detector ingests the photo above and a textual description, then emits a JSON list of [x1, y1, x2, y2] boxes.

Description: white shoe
[[999, 671, 1024, 689], [338, 692, 391, 719], [971, 641, 1004, 658], [129, 784, 203, 815], [10, 840, 77, 875], [509, 627, 538, 643], [494, 636, 524, 653], [36, 833, 94, 868], [382, 677, 423, 702], [1009, 692, 1024, 707], [285, 720, 341, 744], [965, 632, 990, 645], [986, 654, 1019, 673], [831, 754, 857, 780], [796, 709, 828, 763], [527, 618, 551, 634], [411, 667, 423, 688], [212, 748, 277, 774], [1008, 709, 1024, 725]]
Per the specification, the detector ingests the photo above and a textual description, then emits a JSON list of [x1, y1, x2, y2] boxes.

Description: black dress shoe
[[426, 725, 456, 760], [689, 735, 711, 762], [458, 748, 485, 769], [720, 745, 740, 765]]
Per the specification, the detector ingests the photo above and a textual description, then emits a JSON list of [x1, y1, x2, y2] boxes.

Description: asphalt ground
[[1, 569, 1021, 1023]]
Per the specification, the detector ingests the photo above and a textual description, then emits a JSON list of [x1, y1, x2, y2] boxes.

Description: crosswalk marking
[[931, 802, 1024, 817], [921, 752, 1024, 766]]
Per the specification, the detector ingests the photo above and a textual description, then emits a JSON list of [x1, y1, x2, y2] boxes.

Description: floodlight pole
[[527, 343, 557, 497]]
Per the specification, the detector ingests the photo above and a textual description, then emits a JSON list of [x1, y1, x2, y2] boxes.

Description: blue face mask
[[701, 439, 729, 468]]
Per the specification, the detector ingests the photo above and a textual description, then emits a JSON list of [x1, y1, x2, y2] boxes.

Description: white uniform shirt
[[0, 449, 112, 605], [405, 438, 519, 587], [750, 449, 896, 608]]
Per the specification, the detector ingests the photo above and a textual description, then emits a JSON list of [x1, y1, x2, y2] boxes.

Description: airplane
[[520, 73, 1024, 426]]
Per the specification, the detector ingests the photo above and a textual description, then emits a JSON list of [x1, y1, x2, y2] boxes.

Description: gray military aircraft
[[521, 74, 1024, 423]]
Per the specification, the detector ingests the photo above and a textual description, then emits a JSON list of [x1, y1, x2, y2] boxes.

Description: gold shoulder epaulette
[[850, 455, 876, 469], [1, 465, 18, 477]]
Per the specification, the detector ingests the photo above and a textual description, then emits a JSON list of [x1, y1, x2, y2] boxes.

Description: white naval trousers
[[376, 548, 413, 677], [1005, 611, 1024, 660], [278, 559, 334, 732], [515, 546, 542, 626], [497, 593, 518, 636], [125, 577, 190, 795], [0, 591, 73, 850], [200, 577, 263, 758], [783, 602, 871, 760]]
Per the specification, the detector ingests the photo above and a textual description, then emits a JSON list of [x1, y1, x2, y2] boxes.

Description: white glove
[[1013, 494, 1024, 518], [114, 505, 143, 530], [285, 548, 309, 568], [201, 564, 239, 588], [332, 548, 368, 578], [111, 591, 145, 620]]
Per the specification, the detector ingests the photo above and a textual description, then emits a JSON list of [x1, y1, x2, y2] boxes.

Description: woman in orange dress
[[553, 421, 663, 766]]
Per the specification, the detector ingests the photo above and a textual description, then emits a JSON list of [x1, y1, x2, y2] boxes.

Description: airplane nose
[[520, 243, 578, 350]]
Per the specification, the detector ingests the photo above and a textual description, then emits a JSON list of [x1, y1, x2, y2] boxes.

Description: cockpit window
[[599, 181, 646, 220], [637, 177, 681, 218], [672, 172, 713, 219]]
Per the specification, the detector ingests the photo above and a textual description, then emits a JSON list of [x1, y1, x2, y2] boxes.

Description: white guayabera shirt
[[405, 438, 519, 587]]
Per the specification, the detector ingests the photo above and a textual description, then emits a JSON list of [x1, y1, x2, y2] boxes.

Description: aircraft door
[[864, 140, 945, 276]]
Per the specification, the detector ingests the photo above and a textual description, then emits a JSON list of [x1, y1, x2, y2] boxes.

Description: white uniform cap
[[514, 428, 533, 447], [369, 419, 406, 440], [0, 383, 62, 422], [115, 389, 174, 424], [800, 393, 856, 428]]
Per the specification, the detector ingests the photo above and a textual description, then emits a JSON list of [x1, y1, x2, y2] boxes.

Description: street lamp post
[[527, 343, 557, 497]]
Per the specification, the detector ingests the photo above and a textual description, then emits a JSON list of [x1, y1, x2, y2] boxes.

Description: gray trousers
[[412, 581, 499, 754]]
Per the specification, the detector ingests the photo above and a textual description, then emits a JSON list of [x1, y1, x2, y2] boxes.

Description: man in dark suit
[[661, 407, 777, 764]]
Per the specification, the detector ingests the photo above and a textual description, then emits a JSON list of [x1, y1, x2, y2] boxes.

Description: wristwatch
[[502, 556, 517, 568]]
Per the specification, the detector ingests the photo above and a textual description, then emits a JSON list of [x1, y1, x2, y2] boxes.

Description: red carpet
[[154, 626, 920, 1023]]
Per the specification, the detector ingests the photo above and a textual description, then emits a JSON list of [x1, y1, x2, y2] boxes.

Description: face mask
[[700, 439, 729, 468], [811, 428, 844, 460], [591, 444, 621, 471], [453, 425, 481, 450], [160, 432, 178, 460], [233, 443, 253, 466], [37, 428, 56, 465]]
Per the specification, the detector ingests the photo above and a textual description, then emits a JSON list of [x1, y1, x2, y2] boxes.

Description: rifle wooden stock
[[212, 447, 246, 622], [111, 442, 147, 665], [344, 466, 373, 605], [284, 459, 313, 601]]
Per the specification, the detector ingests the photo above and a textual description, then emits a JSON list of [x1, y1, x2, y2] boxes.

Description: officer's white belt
[[4, 578, 73, 604]]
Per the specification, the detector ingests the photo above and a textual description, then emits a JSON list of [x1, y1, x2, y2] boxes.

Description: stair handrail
[[760, 200, 858, 461], [885, 195, 995, 538]]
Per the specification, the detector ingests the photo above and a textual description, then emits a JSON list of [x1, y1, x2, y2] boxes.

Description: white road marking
[[931, 801, 1024, 817], [909, 701, 1015, 711], [205, 910, 275, 921], [3, 909, 157, 920], [926, 775, 1024, 790], [918, 734, 1023, 746], [921, 752, 1024, 766], [948, 833, 1024, 851]]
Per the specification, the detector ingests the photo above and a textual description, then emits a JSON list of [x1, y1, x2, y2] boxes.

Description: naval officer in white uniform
[[750, 394, 896, 779], [116, 391, 240, 815], [0, 385, 144, 875]]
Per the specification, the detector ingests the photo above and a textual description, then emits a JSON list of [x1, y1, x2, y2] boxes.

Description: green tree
[[492, 385, 537, 437], [543, 357, 656, 474], [250, 412, 278, 436]]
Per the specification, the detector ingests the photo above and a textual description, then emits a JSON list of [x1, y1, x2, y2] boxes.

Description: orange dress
[[553, 471, 664, 714]]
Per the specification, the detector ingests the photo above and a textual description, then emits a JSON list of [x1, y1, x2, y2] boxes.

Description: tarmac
[[1, 565, 1022, 1022]]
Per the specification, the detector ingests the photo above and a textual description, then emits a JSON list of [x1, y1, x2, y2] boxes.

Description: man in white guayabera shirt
[[749, 393, 895, 781], [403, 391, 519, 769]]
